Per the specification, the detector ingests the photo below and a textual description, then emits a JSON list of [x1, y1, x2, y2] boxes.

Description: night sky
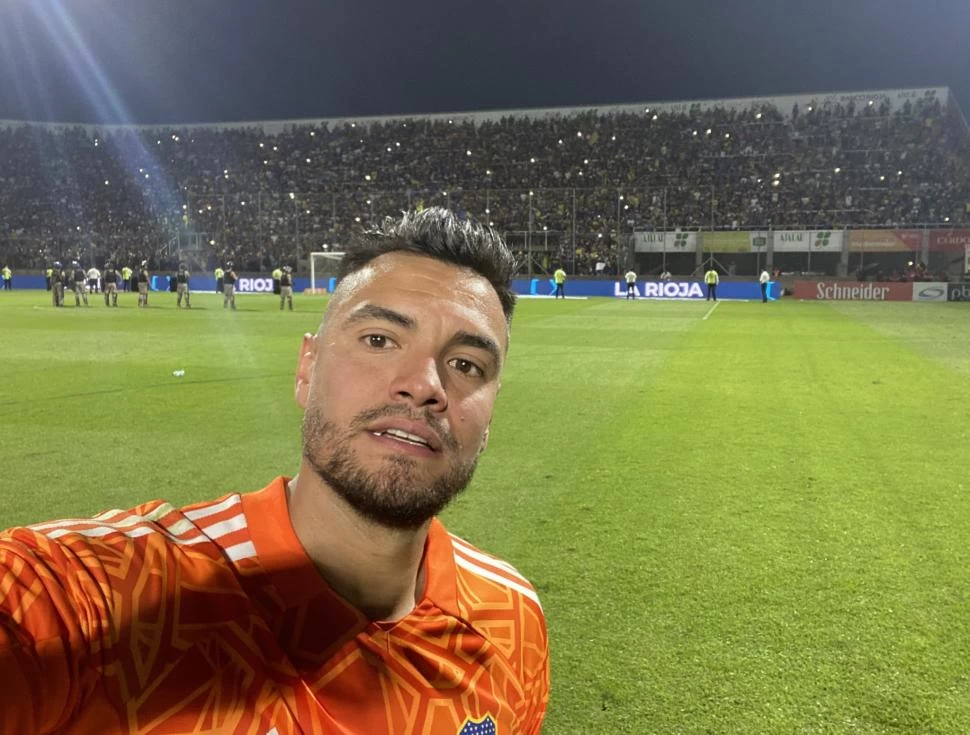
[[1, 0, 968, 125]]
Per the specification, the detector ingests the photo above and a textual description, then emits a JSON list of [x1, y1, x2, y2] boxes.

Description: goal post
[[308, 251, 345, 294]]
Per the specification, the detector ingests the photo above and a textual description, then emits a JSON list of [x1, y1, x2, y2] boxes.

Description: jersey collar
[[242, 477, 460, 620]]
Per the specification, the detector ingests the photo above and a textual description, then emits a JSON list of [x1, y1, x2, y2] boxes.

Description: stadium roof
[[0, 87, 957, 134]]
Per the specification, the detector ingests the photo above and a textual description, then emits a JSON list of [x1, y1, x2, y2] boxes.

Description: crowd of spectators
[[1, 89, 968, 274]]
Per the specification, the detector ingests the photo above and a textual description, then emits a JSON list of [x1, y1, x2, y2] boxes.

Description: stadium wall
[[0, 87, 950, 133], [634, 228, 970, 254], [793, 281, 970, 302], [13, 275, 968, 302], [11, 274, 771, 300]]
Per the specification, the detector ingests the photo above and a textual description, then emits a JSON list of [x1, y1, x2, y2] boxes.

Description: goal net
[[308, 251, 345, 294]]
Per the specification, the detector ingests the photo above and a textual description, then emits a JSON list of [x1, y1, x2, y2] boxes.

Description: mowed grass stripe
[[830, 301, 970, 378], [537, 300, 970, 733], [449, 300, 728, 733]]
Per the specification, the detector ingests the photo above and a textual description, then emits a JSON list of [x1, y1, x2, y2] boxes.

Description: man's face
[[296, 252, 508, 529]]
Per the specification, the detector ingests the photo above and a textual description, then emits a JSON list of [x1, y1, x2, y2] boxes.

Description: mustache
[[350, 405, 458, 451]]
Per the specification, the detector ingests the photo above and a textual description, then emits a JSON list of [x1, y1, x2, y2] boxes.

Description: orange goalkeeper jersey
[[0, 477, 549, 734]]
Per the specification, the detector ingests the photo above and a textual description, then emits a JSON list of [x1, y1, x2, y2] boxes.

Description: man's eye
[[364, 334, 390, 349], [449, 358, 484, 378]]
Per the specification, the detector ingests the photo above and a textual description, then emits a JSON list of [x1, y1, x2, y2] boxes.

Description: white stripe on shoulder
[[199, 513, 248, 540], [93, 508, 127, 523], [32, 502, 182, 533], [35, 502, 212, 546], [449, 534, 528, 583], [33, 498, 252, 554], [223, 540, 258, 562], [30, 514, 126, 532], [184, 494, 242, 521], [453, 554, 542, 611], [45, 522, 209, 545]]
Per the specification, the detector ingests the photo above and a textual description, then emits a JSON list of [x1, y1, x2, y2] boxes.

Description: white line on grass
[[516, 295, 589, 300], [702, 301, 721, 320]]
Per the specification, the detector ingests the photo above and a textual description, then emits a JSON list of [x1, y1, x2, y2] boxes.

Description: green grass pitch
[[2, 289, 970, 734]]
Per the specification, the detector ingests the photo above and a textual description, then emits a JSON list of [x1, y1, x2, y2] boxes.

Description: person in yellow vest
[[121, 265, 132, 292], [704, 265, 719, 302], [214, 266, 224, 294], [553, 267, 567, 299], [1, 265, 11, 291], [45, 265, 53, 291], [272, 266, 283, 296], [624, 269, 637, 300], [279, 265, 294, 311]]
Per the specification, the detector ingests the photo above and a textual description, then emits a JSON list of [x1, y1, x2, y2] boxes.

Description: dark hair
[[339, 207, 517, 323]]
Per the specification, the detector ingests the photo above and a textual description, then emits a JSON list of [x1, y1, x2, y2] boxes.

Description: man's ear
[[479, 424, 490, 456], [294, 332, 317, 409]]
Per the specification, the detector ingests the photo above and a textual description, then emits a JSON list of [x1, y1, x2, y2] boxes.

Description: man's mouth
[[371, 428, 434, 450], [365, 417, 444, 452]]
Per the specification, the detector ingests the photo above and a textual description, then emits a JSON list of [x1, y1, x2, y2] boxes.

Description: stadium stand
[[1, 87, 968, 276]]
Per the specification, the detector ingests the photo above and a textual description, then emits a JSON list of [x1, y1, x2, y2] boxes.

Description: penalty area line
[[702, 301, 721, 320]]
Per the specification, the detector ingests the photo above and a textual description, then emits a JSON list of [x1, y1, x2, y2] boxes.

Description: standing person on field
[[102, 262, 119, 307], [175, 263, 191, 309], [704, 265, 719, 302], [45, 264, 53, 291], [1, 265, 11, 290], [759, 268, 770, 303], [280, 265, 294, 311], [137, 261, 150, 308], [51, 262, 66, 307], [214, 265, 224, 294], [86, 266, 101, 294], [0, 208, 549, 735], [553, 266, 566, 299], [272, 265, 283, 295], [223, 261, 237, 310], [121, 265, 132, 292], [71, 261, 89, 307], [624, 269, 637, 300]]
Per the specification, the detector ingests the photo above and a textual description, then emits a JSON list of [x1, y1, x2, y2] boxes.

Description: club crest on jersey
[[458, 714, 496, 735]]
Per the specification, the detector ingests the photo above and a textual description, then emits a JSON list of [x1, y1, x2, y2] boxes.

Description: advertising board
[[793, 281, 912, 301]]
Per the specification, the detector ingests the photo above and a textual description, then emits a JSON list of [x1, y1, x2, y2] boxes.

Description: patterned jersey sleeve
[[0, 497, 238, 734], [449, 532, 551, 733], [0, 525, 112, 734]]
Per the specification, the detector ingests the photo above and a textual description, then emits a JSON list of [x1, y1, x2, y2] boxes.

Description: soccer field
[[2, 289, 970, 734]]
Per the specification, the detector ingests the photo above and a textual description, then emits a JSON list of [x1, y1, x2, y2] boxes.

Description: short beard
[[301, 404, 479, 529]]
